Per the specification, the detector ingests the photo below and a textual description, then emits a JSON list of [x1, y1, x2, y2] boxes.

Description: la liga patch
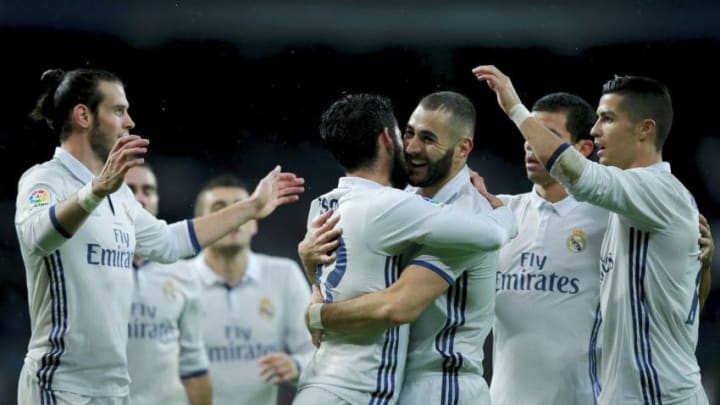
[[28, 188, 50, 208]]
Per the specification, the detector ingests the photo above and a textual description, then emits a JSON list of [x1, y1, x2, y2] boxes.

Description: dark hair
[[419, 91, 476, 140], [602, 76, 673, 150], [30, 68, 123, 141], [194, 174, 248, 217], [532, 92, 597, 142], [319, 93, 398, 172]]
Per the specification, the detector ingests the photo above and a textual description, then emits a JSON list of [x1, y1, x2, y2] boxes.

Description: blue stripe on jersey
[[545, 142, 571, 172], [370, 255, 401, 405], [37, 251, 68, 392], [49, 206, 72, 238], [628, 228, 662, 405], [685, 270, 702, 325], [323, 236, 347, 303], [407, 259, 453, 285], [588, 303, 603, 404], [186, 219, 201, 254], [434, 271, 468, 405]]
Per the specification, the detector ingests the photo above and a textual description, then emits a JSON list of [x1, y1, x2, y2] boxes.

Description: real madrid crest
[[259, 297, 275, 320], [566, 229, 587, 253], [163, 279, 176, 301]]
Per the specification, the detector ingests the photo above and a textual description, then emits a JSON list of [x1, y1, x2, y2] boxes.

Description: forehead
[[407, 105, 454, 139], [97, 80, 128, 107], [125, 166, 157, 186], [531, 110, 572, 142], [597, 93, 625, 114], [201, 186, 249, 205]]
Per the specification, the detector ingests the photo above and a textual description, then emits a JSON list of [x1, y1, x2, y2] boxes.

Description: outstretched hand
[[472, 65, 523, 114], [250, 166, 305, 219], [93, 135, 149, 196]]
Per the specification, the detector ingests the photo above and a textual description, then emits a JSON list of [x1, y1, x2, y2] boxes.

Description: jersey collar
[[529, 188, 580, 217], [196, 251, 261, 290], [54, 147, 95, 184], [431, 165, 471, 204]]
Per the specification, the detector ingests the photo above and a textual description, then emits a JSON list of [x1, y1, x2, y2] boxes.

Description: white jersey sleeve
[[281, 260, 314, 372], [370, 192, 518, 252], [549, 145, 691, 231], [132, 195, 200, 263], [15, 164, 74, 255]]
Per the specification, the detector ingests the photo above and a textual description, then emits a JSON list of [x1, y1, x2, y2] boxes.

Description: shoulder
[[18, 159, 71, 192]]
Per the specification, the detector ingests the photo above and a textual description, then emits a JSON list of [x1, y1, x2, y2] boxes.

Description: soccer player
[[474, 64, 710, 404], [15, 68, 303, 404], [125, 164, 211, 405], [294, 93, 516, 404], [489, 92, 607, 404], [298, 92, 515, 405], [189, 174, 314, 405]]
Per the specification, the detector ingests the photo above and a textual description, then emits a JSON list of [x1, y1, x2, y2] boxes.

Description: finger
[[124, 158, 146, 170], [318, 240, 340, 254], [119, 147, 148, 159], [699, 214, 709, 227], [110, 135, 141, 152], [275, 195, 301, 206], [318, 214, 341, 233], [311, 209, 334, 228], [317, 228, 343, 244], [277, 186, 305, 197]]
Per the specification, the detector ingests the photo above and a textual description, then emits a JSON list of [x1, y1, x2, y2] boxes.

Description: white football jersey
[[298, 176, 517, 405], [491, 190, 608, 405], [14, 148, 199, 396], [399, 167, 510, 405], [126, 260, 208, 405], [551, 148, 706, 404], [192, 251, 314, 405]]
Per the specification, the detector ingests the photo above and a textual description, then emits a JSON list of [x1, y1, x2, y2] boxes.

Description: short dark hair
[[30, 68, 123, 141], [532, 92, 597, 143], [602, 76, 673, 150], [319, 93, 398, 172], [194, 174, 248, 217], [419, 91, 476, 140]]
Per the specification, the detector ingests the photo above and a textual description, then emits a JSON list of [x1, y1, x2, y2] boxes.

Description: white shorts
[[399, 374, 490, 405], [293, 386, 353, 405], [18, 363, 130, 405]]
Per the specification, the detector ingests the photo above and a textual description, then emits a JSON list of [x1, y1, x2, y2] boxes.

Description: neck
[[627, 149, 662, 169], [61, 135, 103, 175], [204, 246, 250, 286], [534, 181, 569, 203], [347, 167, 392, 187]]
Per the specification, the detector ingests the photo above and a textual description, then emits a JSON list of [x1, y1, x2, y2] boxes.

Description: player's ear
[[456, 136, 474, 159], [575, 139, 594, 158]]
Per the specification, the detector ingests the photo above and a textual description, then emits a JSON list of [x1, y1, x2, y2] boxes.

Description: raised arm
[[191, 166, 304, 248]]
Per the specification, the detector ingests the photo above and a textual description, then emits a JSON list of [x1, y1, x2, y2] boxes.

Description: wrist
[[508, 103, 531, 127], [78, 181, 104, 213], [308, 302, 324, 330]]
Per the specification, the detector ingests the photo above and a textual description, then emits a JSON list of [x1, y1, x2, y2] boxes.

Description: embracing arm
[[308, 264, 450, 333]]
